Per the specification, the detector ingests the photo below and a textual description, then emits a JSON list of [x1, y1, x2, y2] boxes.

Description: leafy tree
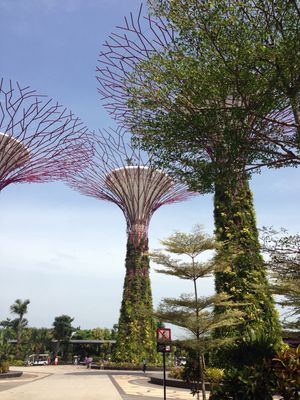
[[28, 327, 52, 355], [10, 299, 30, 359], [73, 328, 113, 340], [0, 320, 14, 367], [53, 315, 75, 341], [261, 227, 300, 330], [152, 226, 243, 400], [52, 314, 75, 358]]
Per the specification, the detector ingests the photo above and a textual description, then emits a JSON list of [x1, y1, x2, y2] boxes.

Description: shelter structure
[[67, 129, 193, 363], [0, 78, 91, 192]]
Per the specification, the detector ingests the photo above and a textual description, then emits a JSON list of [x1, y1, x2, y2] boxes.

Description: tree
[[97, 0, 290, 364], [261, 227, 300, 330], [28, 328, 52, 355], [152, 226, 243, 400], [52, 315, 75, 358], [9, 299, 30, 359]]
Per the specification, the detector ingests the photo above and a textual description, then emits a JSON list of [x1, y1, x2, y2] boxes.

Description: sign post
[[156, 328, 172, 400]]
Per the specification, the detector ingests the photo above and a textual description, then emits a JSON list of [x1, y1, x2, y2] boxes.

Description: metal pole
[[163, 350, 166, 400]]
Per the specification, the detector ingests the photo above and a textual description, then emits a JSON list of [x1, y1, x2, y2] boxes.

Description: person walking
[[142, 360, 147, 373]]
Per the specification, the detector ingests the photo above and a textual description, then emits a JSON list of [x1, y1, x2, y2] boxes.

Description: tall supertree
[[0, 78, 91, 192], [95, 3, 300, 366], [67, 128, 192, 363]]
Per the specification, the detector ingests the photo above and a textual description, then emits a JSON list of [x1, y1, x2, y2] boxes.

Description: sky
[[0, 0, 299, 334]]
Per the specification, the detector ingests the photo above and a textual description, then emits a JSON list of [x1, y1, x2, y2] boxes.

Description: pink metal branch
[[0, 78, 92, 191], [67, 128, 194, 246], [96, 5, 300, 168]]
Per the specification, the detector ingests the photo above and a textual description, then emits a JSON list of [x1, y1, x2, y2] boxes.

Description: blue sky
[[0, 0, 299, 333]]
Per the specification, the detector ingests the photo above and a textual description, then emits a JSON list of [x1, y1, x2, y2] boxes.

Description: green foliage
[[52, 315, 75, 341], [0, 328, 10, 373], [73, 327, 113, 340], [204, 367, 224, 383], [52, 315, 75, 360], [273, 345, 300, 400], [153, 226, 243, 400], [209, 345, 300, 400], [112, 0, 284, 368], [121, 0, 300, 189], [0, 361, 9, 373], [9, 299, 30, 360], [205, 368, 224, 396], [28, 327, 52, 355], [8, 359, 25, 367], [261, 227, 300, 328], [213, 176, 280, 366], [113, 236, 158, 364], [168, 366, 184, 380], [209, 364, 275, 400]]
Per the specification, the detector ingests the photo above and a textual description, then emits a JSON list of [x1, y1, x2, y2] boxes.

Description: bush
[[208, 346, 300, 400], [205, 368, 224, 382], [9, 359, 25, 367], [0, 361, 9, 373], [209, 364, 275, 400], [96, 361, 161, 371], [168, 367, 184, 380], [273, 345, 300, 400]]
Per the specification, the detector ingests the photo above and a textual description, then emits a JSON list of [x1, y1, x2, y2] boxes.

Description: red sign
[[156, 327, 171, 342]]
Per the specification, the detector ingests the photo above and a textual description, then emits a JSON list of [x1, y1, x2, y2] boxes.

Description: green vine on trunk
[[214, 173, 281, 367], [114, 235, 157, 364]]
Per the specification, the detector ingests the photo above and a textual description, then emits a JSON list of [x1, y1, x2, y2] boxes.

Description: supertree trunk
[[114, 230, 157, 364], [214, 171, 281, 367]]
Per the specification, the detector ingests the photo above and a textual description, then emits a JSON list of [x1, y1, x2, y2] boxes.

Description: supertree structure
[[95, 4, 300, 366], [96, 4, 299, 168], [67, 128, 192, 363], [0, 78, 91, 192]]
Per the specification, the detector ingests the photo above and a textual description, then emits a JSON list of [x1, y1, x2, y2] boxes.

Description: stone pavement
[[0, 365, 201, 400]]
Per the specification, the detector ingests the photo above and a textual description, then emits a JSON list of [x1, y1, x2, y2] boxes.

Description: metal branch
[[0, 79, 93, 191], [67, 128, 194, 246], [97, 6, 300, 170]]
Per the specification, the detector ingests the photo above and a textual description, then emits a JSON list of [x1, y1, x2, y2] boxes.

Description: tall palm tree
[[10, 299, 30, 359]]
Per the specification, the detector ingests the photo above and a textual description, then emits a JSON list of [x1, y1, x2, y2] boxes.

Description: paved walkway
[[0, 366, 201, 400]]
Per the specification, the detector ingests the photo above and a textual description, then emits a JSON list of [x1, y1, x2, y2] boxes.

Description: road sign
[[157, 343, 172, 353], [156, 327, 171, 342]]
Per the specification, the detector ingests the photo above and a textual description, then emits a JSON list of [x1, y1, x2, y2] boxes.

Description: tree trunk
[[213, 172, 280, 366], [114, 234, 157, 364], [16, 324, 21, 360], [200, 354, 206, 400]]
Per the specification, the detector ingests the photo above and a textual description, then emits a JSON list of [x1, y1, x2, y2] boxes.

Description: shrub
[[9, 359, 25, 367], [205, 367, 224, 382], [272, 345, 300, 400], [209, 364, 275, 400], [168, 367, 184, 380], [0, 361, 9, 374]]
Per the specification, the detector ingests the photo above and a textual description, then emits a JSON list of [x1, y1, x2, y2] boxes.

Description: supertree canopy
[[67, 128, 193, 363], [0, 78, 92, 192]]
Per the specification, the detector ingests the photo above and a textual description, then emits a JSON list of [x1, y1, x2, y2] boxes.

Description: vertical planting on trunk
[[114, 236, 157, 364], [214, 173, 281, 366]]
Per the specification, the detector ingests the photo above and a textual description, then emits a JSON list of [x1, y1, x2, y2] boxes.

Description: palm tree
[[10, 299, 30, 359]]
